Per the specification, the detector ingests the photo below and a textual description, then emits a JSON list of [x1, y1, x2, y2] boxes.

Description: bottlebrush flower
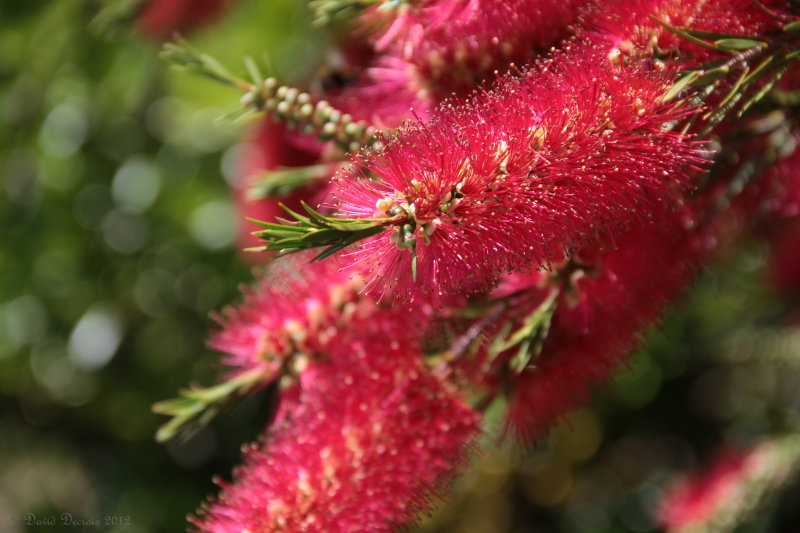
[[767, 219, 800, 293], [657, 436, 800, 532], [760, 140, 800, 293], [658, 441, 776, 532], [367, 0, 589, 98], [136, 0, 235, 40], [583, 0, 785, 65], [233, 120, 326, 255], [209, 253, 451, 386], [500, 140, 788, 439], [330, 44, 705, 301], [209, 256, 370, 384], [657, 447, 761, 531], [192, 329, 480, 533], [332, 56, 433, 127], [503, 201, 712, 440]]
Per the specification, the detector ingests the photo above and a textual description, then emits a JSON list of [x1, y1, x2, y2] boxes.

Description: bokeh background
[[1, 2, 799, 533]]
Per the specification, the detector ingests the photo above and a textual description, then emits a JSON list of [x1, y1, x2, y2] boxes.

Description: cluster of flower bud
[[240, 77, 378, 153]]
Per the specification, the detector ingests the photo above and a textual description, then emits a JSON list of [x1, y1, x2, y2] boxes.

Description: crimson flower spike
[[191, 329, 480, 533], [136, 0, 236, 40], [503, 201, 712, 440], [657, 436, 800, 533], [367, 0, 591, 97], [253, 43, 706, 300], [583, 0, 786, 66], [153, 253, 461, 443]]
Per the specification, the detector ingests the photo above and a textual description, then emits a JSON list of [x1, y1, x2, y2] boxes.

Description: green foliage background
[[1, 2, 799, 533], [0, 2, 325, 531]]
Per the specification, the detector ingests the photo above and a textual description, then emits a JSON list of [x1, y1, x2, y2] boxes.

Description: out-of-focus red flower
[[768, 219, 800, 293], [208, 257, 363, 384], [504, 201, 711, 439], [331, 44, 704, 301], [364, 0, 589, 98], [208, 253, 450, 387], [192, 329, 480, 533], [584, 0, 785, 66], [234, 120, 326, 255], [657, 447, 763, 531], [330, 56, 432, 127], [500, 139, 789, 439], [759, 140, 800, 293], [136, 0, 235, 40]]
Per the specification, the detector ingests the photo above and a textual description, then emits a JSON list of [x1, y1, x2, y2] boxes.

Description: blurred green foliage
[[0, 1, 325, 531], [0, 2, 798, 533]]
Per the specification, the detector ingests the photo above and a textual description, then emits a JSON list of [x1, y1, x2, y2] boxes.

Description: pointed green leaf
[[714, 38, 766, 51], [784, 20, 800, 33], [279, 203, 315, 224], [743, 55, 778, 86], [713, 66, 750, 114], [650, 17, 727, 52], [243, 56, 263, 85], [696, 67, 730, 85], [663, 71, 700, 102], [411, 244, 418, 282], [248, 218, 305, 231], [738, 68, 789, 117], [680, 28, 759, 40], [151, 397, 198, 415], [786, 49, 800, 61], [247, 165, 331, 200]]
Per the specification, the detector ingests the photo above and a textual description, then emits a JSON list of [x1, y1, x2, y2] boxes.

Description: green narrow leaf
[[160, 39, 243, 88], [153, 368, 268, 443], [679, 28, 760, 40], [650, 16, 727, 52], [784, 20, 800, 33], [786, 49, 800, 61], [250, 202, 389, 261], [714, 38, 767, 51], [298, 228, 341, 243], [663, 71, 700, 102], [710, 66, 750, 117], [151, 397, 197, 415], [738, 67, 790, 116], [743, 55, 778, 86], [496, 290, 558, 373], [243, 56, 263, 85], [411, 244, 418, 282], [247, 164, 331, 200], [695, 67, 730, 85], [281, 203, 315, 224], [300, 201, 329, 221]]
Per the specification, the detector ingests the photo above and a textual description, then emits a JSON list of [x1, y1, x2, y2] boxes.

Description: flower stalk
[[160, 39, 379, 152]]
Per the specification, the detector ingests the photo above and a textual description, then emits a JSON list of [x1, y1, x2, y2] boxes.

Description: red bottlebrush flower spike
[[368, 0, 589, 97], [583, 0, 785, 66], [763, 138, 800, 219], [767, 219, 800, 294], [657, 448, 761, 531], [656, 436, 800, 532], [331, 44, 705, 301], [209, 253, 449, 385], [332, 56, 434, 127], [503, 203, 710, 440], [192, 333, 480, 533], [759, 139, 800, 293], [136, 0, 235, 40], [501, 147, 779, 439], [208, 257, 369, 384]]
